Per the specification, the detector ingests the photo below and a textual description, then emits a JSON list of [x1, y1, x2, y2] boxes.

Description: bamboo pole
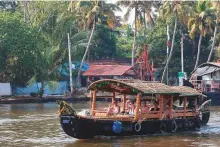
[[184, 97, 187, 118], [134, 93, 141, 121], [67, 33, 73, 94], [91, 90, 96, 116]]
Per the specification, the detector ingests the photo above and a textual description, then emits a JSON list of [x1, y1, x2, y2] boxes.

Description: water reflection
[[0, 103, 220, 147]]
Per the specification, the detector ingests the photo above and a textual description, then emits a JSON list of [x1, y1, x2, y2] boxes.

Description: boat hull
[[59, 113, 209, 139]]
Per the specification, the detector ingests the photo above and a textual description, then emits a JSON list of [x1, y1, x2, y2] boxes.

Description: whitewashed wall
[[0, 83, 12, 96]]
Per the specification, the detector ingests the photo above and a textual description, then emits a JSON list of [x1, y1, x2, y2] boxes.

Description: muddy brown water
[[0, 102, 220, 147]]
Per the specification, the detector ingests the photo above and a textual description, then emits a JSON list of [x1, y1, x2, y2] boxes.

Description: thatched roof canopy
[[170, 86, 204, 97], [88, 79, 179, 95], [88, 79, 203, 97]]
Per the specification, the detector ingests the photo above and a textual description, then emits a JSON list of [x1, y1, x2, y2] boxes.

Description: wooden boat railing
[[93, 109, 196, 121]]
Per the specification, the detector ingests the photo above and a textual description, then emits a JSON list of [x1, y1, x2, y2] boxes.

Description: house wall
[[15, 81, 68, 95], [0, 83, 12, 96], [213, 70, 220, 80]]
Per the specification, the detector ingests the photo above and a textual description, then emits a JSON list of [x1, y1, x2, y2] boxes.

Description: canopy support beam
[[91, 90, 96, 116], [169, 96, 173, 119], [134, 93, 141, 121], [159, 95, 164, 119], [184, 97, 187, 118], [122, 94, 126, 112]]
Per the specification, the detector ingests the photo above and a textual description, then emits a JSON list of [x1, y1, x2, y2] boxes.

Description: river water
[[1, 102, 220, 147]]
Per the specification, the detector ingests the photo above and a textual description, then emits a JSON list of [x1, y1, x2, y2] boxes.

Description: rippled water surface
[[1, 102, 220, 147]]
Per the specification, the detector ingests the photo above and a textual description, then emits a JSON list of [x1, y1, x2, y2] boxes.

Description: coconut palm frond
[[72, 39, 89, 47], [47, 81, 59, 92], [27, 74, 37, 86], [71, 31, 90, 43], [124, 6, 132, 22]]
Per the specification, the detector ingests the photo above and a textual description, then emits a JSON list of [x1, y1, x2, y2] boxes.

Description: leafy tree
[[0, 12, 42, 85], [28, 45, 65, 97], [0, 1, 17, 12], [115, 25, 133, 58], [160, 1, 194, 82], [69, 0, 120, 86]]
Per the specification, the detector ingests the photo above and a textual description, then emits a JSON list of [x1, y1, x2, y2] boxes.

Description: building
[[190, 62, 220, 92], [83, 64, 135, 86]]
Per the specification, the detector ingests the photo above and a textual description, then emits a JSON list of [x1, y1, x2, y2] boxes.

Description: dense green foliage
[[0, 12, 42, 85], [0, 1, 219, 91]]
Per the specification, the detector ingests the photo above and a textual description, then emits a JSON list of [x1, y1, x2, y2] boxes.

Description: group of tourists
[[106, 98, 176, 120], [107, 99, 158, 115]]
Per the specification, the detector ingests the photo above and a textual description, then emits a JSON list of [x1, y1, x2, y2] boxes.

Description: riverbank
[[0, 94, 115, 104], [0, 94, 90, 104]]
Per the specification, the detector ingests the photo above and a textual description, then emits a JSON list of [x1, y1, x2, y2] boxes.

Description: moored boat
[[56, 79, 211, 139]]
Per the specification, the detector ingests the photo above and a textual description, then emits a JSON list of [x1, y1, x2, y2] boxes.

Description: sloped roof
[[191, 62, 220, 76], [88, 79, 203, 97], [170, 86, 203, 97], [83, 65, 132, 76]]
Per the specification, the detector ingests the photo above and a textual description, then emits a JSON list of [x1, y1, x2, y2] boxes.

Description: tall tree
[[0, 12, 41, 85], [207, 1, 220, 62], [160, 1, 192, 83], [69, 0, 120, 86], [117, 1, 141, 66], [188, 0, 215, 69]]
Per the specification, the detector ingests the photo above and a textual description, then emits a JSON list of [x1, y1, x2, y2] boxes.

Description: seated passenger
[[141, 101, 150, 113], [107, 101, 120, 115], [164, 104, 174, 119], [125, 99, 131, 109], [127, 100, 135, 115]]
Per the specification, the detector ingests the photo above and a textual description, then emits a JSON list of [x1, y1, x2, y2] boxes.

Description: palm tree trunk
[[194, 34, 202, 70], [161, 16, 177, 83], [143, 10, 147, 42], [39, 81, 44, 98], [132, 7, 137, 66], [207, 26, 217, 62], [76, 19, 96, 87]]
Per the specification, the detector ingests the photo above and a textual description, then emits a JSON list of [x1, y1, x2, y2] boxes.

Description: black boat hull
[[59, 112, 210, 139]]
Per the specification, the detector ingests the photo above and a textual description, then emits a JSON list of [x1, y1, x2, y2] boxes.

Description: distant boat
[[57, 79, 210, 139]]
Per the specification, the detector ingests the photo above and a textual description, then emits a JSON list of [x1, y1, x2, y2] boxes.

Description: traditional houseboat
[[57, 79, 211, 139]]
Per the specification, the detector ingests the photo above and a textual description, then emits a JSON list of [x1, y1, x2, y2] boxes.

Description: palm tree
[[139, 1, 160, 41], [69, 0, 121, 87], [160, 1, 192, 83], [188, 1, 215, 69], [28, 45, 66, 98], [117, 1, 139, 66], [207, 1, 220, 62]]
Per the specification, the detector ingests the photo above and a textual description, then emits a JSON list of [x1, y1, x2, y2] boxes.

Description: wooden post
[[90, 90, 93, 110], [184, 97, 187, 118], [195, 97, 197, 116], [123, 94, 126, 112], [159, 95, 164, 119], [91, 90, 96, 116], [112, 91, 115, 102], [169, 96, 173, 119], [134, 93, 141, 121]]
